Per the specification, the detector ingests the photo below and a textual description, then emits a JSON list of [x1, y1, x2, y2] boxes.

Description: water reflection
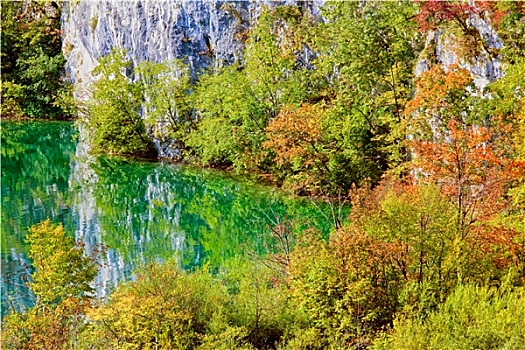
[[1, 122, 334, 315]]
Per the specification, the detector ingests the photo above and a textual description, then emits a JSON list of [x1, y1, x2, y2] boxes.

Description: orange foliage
[[413, 120, 518, 221], [406, 65, 472, 117], [263, 103, 324, 167], [411, 119, 525, 269]]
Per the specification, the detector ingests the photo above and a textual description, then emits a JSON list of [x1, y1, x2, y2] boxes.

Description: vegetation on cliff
[[1, 1, 72, 119]]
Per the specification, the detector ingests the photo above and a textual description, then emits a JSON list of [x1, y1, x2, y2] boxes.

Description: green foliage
[[86, 49, 156, 157], [489, 2, 525, 63], [287, 180, 523, 348], [86, 51, 198, 158], [313, 1, 421, 171], [26, 219, 98, 305], [187, 65, 266, 167], [188, 6, 321, 173], [136, 59, 193, 151], [221, 260, 298, 349], [351, 182, 506, 311], [1, 219, 98, 350], [1, 81, 25, 117], [1, 1, 70, 119], [187, 2, 421, 194], [84, 260, 298, 350], [378, 284, 525, 350]]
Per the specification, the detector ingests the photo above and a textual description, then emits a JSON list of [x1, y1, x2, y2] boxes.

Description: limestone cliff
[[61, 0, 503, 159], [414, 6, 504, 89], [61, 0, 320, 85]]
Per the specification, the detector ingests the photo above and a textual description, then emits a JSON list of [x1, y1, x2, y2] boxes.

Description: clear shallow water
[[1, 121, 337, 315]]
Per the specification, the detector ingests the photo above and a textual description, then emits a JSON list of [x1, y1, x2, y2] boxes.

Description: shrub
[[378, 284, 525, 350]]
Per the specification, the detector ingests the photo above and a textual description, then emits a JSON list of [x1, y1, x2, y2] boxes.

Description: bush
[[86, 49, 156, 157], [86, 262, 228, 349], [378, 284, 525, 350]]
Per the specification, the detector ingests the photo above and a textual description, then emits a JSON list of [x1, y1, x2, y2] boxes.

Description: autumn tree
[[288, 181, 464, 347], [404, 65, 475, 139], [263, 103, 329, 193], [415, 0, 476, 32], [1, 220, 99, 350], [407, 65, 525, 275]]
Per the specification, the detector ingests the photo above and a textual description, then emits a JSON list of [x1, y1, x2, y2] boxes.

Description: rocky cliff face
[[61, 0, 503, 158], [62, 0, 502, 93], [61, 0, 322, 157], [61, 0, 321, 85], [414, 8, 504, 90]]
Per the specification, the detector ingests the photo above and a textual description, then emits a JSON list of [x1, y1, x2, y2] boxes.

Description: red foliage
[[476, 1, 525, 27], [413, 120, 516, 222], [416, 0, 525, 31], [411, 119, 525, 269], [415, 0, 477, 31]]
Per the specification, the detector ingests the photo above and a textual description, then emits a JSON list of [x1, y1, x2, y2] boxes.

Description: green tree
[[312, 1, 421, 175], [187, 64, 265, 167], [136, 60, 193, 153], [222, 260, 296, 349], [1, 1, 70, 119], [188, 5, 318, 171], [1, 219, 98, 350], [86, 49, 156, 157]]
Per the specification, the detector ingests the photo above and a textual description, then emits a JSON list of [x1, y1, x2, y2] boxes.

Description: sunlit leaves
[[26, 219, 97, 305], [87, 49, 156, 157], [1, 219, 98, 350]]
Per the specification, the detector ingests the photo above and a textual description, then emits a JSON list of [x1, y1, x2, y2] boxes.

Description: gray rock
[[61, 0, 323, 158], [62, 1, 322, 84], [414, 7, 504, 90]]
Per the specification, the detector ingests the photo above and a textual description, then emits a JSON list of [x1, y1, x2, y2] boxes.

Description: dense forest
[[1, 1, 73, 119], [2, 1, 525, 349]]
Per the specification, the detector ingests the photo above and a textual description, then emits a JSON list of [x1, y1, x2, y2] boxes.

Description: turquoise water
[[1, 121, 338, 315]]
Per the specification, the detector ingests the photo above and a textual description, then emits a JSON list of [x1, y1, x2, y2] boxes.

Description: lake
[[1, 121, 338, 315]]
